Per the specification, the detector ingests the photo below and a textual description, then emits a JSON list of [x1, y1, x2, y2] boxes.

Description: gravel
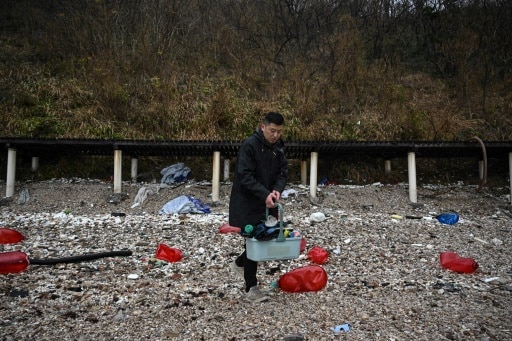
[[1, 178, 511, 340]]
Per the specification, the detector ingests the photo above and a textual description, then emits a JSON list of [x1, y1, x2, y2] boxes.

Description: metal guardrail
[[1, 138, 511, 159]]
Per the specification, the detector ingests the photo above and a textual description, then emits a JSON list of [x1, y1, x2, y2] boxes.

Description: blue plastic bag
[[437, 213, 459, 225]]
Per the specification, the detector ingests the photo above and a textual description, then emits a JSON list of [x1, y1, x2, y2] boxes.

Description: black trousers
[[235, 246, 258, 292], [234, 207, 277, 292]]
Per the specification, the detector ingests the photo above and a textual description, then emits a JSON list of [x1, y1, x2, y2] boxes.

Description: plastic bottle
[[279, 265, 328, 293], [307, 246, 329, 264], [218, 223, 241, 234], [440, 252, 478, 273], [300, 237, 307, 252], [0, 251, 29, 274], [155, 243, 183, 263], [437, 213, 459, 225], [244, 224, 254, 234], [0, 228, 25, 244]]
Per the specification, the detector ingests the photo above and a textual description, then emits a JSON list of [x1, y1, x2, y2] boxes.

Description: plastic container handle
[[266, 203, 285, 242]]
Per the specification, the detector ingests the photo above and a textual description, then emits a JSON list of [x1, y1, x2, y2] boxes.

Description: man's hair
[[263, 111, 284, 126]]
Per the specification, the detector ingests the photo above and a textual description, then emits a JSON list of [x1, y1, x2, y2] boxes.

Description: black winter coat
[[228, 128, 288, 228]]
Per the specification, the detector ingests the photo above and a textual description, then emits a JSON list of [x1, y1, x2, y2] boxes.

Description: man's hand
[[271, 190, 281, 202], [265, 192, 277, 208]]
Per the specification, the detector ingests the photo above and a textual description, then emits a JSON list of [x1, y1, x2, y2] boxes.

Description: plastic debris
[[18, 187, 30, 204], [159, 195, 211, 214], [473, 237, 489, 244], [491, 238, 503, 246], [437, 212, 459, 225], [132, 183, 169, 207], [218, 223, 241, 234], [281, 189, 298, 198], [440, 252, 479, 273], [160, 162, 191, 184], [331, 323, 351, 333], [484, 277, 499, 283], [279, 265, 327, 293], [309, 212, 326, 223], [112, 309, 126, 322], [155, 243, 183, 262], [0, 228, 25, 244], [307, 246, 329, 265]]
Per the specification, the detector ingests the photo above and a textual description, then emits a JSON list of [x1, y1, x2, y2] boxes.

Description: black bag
[[253, 222, 280, 241]]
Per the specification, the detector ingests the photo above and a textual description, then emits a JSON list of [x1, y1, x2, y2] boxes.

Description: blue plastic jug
[[437, 213, 459, 225]]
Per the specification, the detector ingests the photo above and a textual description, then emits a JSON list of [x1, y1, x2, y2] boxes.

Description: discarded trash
[[391, 214, 403, 220], [473, 237, 488, 244], [160, 162, 191, 184], [127, 274, 139, 280], [484, 277, 499, 283], [318, 177, 329, 186], [307, 246, 329, 265], [300, 237, 307, 252], [132, 183, 169, 207], [281, 189, 298, 198], [440, 252, 478, 273], [0, 250, 133, 274], [0, 228, 25, 244], [159, 195, 210, 214], [310, 212, 326, 223], [437, 212, 459, 225], [433, 281, 459, 293], [491, 238, 503, 246], [0, 251, 28, 273], [279, 265, 327, 293], [112, 309, 126, 322], [155, 243, 183, 263], [18, 187, 30, 204], [218, 223, 241, 234], [331, 323, 351, 333]]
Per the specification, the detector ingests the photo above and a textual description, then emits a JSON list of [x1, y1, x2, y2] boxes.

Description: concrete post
[[223, 158, 230, 182], [31, 156, 39, 172], [301, 160, 308, 185], [6, 148, 16, 198], [384, 160, 391, 175], [114, 149, 122, 193], [212, 151, 221, 202], [131, 157, 138, 183], [310, 152, 318, 198], [407, 152, 417, 203]]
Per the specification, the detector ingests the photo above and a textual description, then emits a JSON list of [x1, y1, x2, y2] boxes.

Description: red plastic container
[[0, 228, 25, 244], [155, 243, 183, 262], [279, 265, 328, 293], [0, 251, 29, 274], [300, 238, 307, 252], [218, 223, 241, 234], [307, 245, 329, 264], [440, 252, 479, 273]]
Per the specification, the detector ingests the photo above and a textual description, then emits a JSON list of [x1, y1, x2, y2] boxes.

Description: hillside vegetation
[[1, 0, 511, 142]]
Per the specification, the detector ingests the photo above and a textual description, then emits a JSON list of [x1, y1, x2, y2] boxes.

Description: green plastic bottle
[[244, 224, 254, 234]]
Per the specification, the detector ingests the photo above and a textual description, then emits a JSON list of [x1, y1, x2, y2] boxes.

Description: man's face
[[261, 122, 283, 144]]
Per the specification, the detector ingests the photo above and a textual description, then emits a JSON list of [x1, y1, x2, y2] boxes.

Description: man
[[229, 111, 289, 302]]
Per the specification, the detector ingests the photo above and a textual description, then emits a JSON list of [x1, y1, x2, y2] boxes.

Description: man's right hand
[[265, 193, 277, 208]]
